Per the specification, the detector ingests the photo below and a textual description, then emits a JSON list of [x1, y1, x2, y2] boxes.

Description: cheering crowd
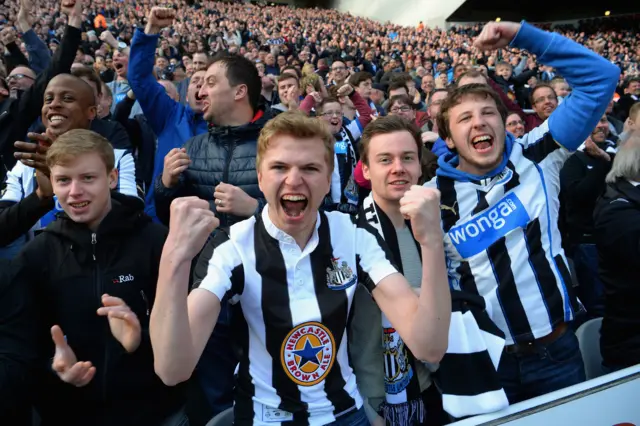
[[0, 0, 639, 425]]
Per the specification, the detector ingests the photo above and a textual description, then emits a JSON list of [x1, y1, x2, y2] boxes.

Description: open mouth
[[280, 194, 308, 218], [388, 179, 409, 188], [195, 92, 203, 101], [329, 118, 341, 126], [114, 63, 124, 71], [69, 201, 90, 212], [471, 135, 494, 153], [48, 114, 68, 126]]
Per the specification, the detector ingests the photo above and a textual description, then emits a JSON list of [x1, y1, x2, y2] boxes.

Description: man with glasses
[[6, 67, 36, 97], [529, 84, 559, 128], [330, 60, 349, 87]]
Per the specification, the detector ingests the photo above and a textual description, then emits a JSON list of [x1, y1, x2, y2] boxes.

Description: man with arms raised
[[426, 21, 619, 402], [150, 112, 451, 425], [128, 7, 209, 220]]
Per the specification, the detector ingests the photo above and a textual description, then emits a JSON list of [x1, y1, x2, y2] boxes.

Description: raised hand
[[399, 185, 442, 247], [161, 148, 191, 189], [146, 7, 176, 35], [51, 325, 96, 387], [214, 183, 258, 217], [473, 21, 521, 51], [336, 84, 354, 98], [167, 197, 220, 262], [99, 30, 118, 48], [97, 294, 142, 353]]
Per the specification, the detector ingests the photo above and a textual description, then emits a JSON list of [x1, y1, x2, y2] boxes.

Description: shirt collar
[[628, 180, 640, 187], [261, 204, 321, 248]]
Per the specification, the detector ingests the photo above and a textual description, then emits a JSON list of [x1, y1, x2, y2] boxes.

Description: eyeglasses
[[390, 106, 412, 113], [320, 111, 343, 118], [6, 73, 35, 83], [534, 95, 557, 104], [506, 119, 525, 127], [332, 66, 346, 71]]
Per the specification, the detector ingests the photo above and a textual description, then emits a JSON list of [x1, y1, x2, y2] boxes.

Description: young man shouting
[[426, 20, 620, 402], [150, 112, 451, 426]]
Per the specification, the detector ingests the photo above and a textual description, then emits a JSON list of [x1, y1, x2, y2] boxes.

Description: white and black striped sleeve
[[353, 218, 399, 293], [198, 230, 245, 302], [113, 150, 139, 199]]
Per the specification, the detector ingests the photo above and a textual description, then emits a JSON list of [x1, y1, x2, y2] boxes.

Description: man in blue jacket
[[424, 21, 619, 403], [128, 8, 209, 221]]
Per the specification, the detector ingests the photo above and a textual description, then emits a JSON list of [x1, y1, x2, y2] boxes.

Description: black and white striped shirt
[[200, 206, 398, 425], [425, 123, 581, 345]]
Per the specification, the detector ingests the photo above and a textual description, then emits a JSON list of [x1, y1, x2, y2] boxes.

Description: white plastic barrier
[[450, 365, 640, 426]]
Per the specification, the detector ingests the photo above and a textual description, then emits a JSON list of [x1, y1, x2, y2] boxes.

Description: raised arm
[[13, 0, 83, 145], [128, 8, 181, 136], [507, 21, 619, 150], [16, 0, 51, 75], [359, 186, 451, 363], [150, 197, 221, 386]]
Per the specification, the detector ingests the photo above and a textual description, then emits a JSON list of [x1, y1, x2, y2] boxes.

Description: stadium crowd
[[0, 0, 639, 425]]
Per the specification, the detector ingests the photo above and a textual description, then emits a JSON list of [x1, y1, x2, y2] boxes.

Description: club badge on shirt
[[281, 322, 335, 386], [326, 257, 356, 290]]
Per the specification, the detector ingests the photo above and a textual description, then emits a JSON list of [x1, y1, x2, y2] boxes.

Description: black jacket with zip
[[12, 193, 184, 426], [153, 108, 270, 228]]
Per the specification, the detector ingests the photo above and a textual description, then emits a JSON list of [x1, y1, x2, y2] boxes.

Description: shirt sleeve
[[330, 153, 342, 204], [355, 219, 399, 293], [199, 230, 245, 302], [1, 163, 26, 203], [114, 151, 140, 199]]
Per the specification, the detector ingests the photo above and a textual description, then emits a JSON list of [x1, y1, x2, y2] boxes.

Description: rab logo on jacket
[[112, 274, 135, 284], [448, 192, 530, 259]]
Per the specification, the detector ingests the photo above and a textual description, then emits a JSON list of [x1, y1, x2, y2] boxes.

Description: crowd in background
[[0, 0, 639, 425]]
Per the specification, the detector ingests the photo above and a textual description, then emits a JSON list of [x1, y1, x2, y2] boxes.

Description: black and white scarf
[[361, 195, 426, 426], [361, 194, 509, 421]]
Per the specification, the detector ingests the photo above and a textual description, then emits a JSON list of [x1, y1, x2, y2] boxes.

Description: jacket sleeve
[[0, 164, 55, 246], [127, 28, 181, 137], [487, 77, 525, 117], [560, 154, 611, 205], [511, 68, 538, 87], [510, 21, 620, 151], [595, 203, 640, 265], [351, 91, 373, 128], [22, 29, 51, 74], [106, 121, 133, 151], [5, 42, 29, 71], [13, 25, 81, 144], [0, 260, 37, 416], [153, 173, 189, 226]]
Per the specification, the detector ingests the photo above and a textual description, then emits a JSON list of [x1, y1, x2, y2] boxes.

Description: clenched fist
[[399, 186, 442, 247], [161, 148, 191, 189], [167, 197, 220, 262], [146, 7, 176, 35], [473, 21, 521, 51]]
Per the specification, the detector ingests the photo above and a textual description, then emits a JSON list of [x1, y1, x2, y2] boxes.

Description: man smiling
[[0, 74, 137, 253], [425, 20, 619, 402], [150, 112, 451, 426]]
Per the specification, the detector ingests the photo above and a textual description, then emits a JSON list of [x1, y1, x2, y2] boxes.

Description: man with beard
[[0, 0, 82, 187], [0, 74, 137, 255], [560, 115, 617, 319], [128, 7, 208, 221]]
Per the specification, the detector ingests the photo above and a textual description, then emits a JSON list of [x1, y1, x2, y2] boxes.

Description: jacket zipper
[[140, 290, 149, 317], [221, 136, 236, 226], [92, 233, 108, 409]]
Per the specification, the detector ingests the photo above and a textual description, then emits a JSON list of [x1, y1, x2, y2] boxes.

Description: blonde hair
[[257, 111, 334, 173], [46, 129, 115, 172], [606, 131, 640, 184]]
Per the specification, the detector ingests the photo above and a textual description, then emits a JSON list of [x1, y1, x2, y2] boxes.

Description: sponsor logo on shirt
[[334, 140, 348, 155], [281, 322, 335, 386], [448, 192, 530, 259], [326, 257, 356, 290]]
